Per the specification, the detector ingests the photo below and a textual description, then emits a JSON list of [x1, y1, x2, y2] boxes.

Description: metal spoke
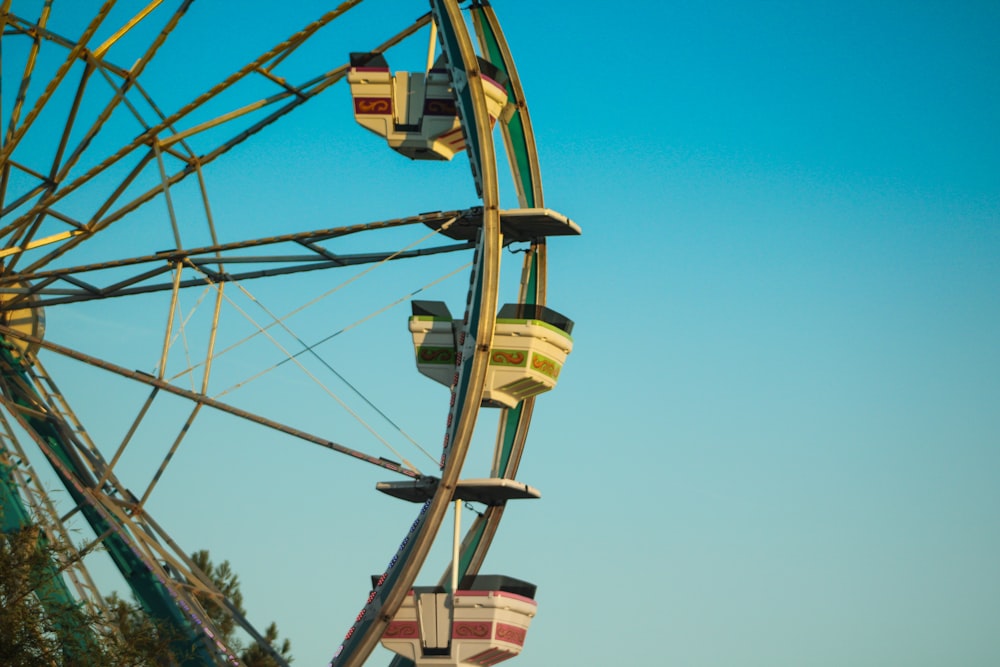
[[0, 1, 400, 272], [0, 210, 472, 308], [0, 1, 50, 210], [0, 2, 114, 166], [0, 324, 420, 478]]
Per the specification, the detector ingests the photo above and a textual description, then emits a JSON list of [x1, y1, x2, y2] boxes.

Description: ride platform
[[423, 207, 582, 243], [376, 477, 540, 505]]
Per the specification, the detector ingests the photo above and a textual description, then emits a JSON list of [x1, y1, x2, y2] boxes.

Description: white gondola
[[348, 52, 509, 160], [409, 302, 573, 409], [408, 300, 462, 387], [381, 577, 537, 666]]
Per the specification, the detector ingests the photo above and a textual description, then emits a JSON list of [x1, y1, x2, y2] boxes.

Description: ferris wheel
[[0, 2, 579, 666]]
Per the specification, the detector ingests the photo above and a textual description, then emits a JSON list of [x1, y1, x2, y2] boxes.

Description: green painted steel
[[0, 427, 97, 660], [471, 7, 539, 209], [463, 0, 548, 557], [475, 0, 547, 208], [435, 7, 486, 196], [0, 346, 217, 666], [0, 433, 37, 535]]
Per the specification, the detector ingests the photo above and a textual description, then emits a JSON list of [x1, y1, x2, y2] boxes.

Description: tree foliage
[[0, 526, 178, 666], [0, 529, 292, 666], [239, 622, 294, 667], [0, 526, 66, 666], [190, 550, 293, 667]]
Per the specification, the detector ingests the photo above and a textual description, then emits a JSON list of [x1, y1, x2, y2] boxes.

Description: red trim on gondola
[[354, 97, 392, 114], [452, 621, 493, 639], [481, 74, 505, 92], [383, 621, 419, 639], [424, 98, 458, 116], [494, 623, 526, 646]]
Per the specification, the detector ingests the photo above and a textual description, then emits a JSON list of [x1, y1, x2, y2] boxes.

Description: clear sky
[[3, 1, 999, 666]]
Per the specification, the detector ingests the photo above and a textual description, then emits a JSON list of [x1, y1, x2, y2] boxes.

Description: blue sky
[[3, 1, 999, 666], [524, 3, 1000, 665]]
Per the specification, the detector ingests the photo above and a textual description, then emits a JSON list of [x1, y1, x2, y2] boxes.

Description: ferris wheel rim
[[328, 0, 506, 663], [0, 3, 563, 666]]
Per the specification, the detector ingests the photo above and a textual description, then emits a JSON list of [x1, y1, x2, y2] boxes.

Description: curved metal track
[[387, 4, 550, 666], [329, 0, 502, 664], [0, 3, 569, 666]]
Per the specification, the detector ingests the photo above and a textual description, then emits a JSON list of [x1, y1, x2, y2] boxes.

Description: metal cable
[[167, 218, 459, 382], [182, 261, 424, 475]]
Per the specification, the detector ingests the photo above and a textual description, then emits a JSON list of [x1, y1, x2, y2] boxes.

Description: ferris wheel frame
[[0, 2, 576, 666]]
